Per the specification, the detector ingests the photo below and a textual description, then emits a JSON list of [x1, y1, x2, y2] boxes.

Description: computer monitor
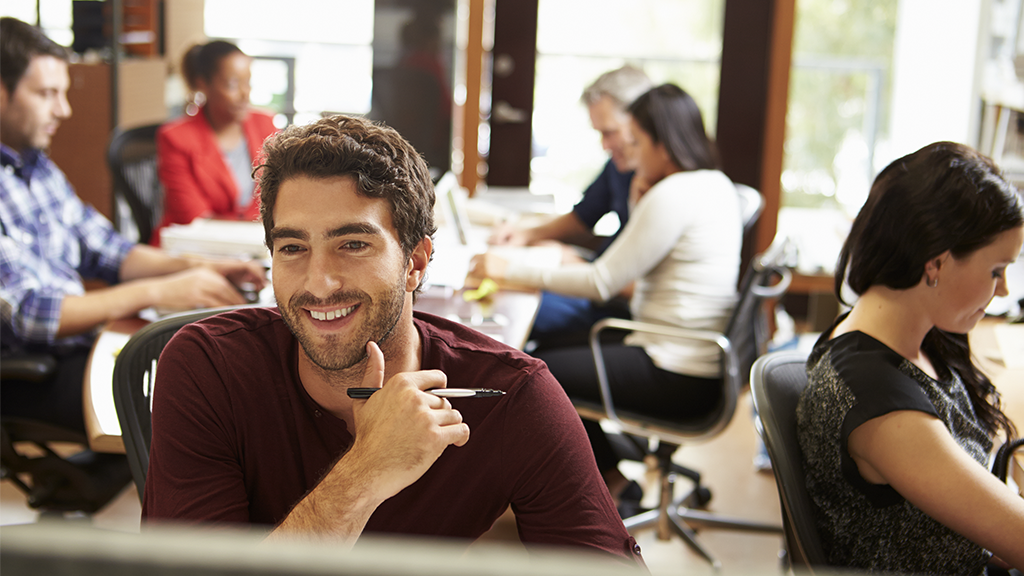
[[435, 171, 472, 246], [0, 522, 644, 576]]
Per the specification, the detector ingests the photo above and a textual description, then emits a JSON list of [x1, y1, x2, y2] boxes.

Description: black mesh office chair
[[735, 184, 764, 273], [573, 240, 792, 568], [112, 307, 249, 500], [735, 184, 763, 238], [1, 354, 131, 514], [750, 351, 828, 571], [107, 123, 163, 244]]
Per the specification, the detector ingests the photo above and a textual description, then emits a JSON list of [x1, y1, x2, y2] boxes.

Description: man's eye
[[343, 241, 368, 250], [993, 268, 1006, 279], [278, 244, 304, 254]]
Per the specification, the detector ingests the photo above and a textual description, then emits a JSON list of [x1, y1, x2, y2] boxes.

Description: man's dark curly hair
[[255, 115, 436, 292]]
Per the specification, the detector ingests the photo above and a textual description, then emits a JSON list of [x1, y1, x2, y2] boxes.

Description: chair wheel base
[[690, 486, 712, 507]]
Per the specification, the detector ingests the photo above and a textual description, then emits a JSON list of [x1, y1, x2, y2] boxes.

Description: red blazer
[[152, 108, 278, 246]]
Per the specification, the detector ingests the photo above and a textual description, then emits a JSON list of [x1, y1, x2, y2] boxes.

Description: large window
[[204, 0, 374, 127], [1, 0, 73, 47], [531, 0, 725, 202], [779, 0, 898, 275], [0, 0, 375, 128]]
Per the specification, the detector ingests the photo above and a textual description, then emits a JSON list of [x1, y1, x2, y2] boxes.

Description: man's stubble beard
[[280, 273, 408, 379]]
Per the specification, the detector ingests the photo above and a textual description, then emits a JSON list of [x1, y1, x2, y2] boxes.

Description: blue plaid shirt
[[1, 144, 134, 353]]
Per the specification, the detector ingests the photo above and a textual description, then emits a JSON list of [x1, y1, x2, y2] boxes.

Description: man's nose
[[55, 91, 71, 119], [304, 250, 342, 297]]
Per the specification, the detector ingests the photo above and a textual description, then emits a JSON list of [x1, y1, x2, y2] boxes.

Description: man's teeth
[[310, 306, 355, 321]]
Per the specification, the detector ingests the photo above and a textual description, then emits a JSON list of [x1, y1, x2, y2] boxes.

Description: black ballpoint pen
[[347, 388, 505, 399]]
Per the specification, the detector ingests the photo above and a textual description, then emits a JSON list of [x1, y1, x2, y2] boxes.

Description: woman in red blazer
[[153, 41, 278, 246]]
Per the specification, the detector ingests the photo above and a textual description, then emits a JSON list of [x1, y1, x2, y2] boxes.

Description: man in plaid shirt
[[1, 17, 265, 434]]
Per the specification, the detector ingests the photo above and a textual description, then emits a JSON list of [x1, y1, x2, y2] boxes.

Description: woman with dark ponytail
[[797, 141, 1024, 573], [152, 41, 278, 245], [469, 84, 742, 504]]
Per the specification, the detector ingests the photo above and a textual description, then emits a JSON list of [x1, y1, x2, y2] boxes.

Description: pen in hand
[[347, 388, 505, 399]]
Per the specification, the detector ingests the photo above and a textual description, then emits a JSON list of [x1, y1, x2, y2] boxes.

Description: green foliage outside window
[[783, 0, 898, 211]]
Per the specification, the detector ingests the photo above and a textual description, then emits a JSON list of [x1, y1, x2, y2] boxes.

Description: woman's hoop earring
[[927, 277, 938, 288]]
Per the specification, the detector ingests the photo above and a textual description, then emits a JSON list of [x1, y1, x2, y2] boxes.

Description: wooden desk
[[83, 316, 148, 453], [787, 272, 841, 333], [83, 288, 541, 453], [416, 286, 541, 351], [971, 317, 1024, 494], [788, 272, 834, 295]]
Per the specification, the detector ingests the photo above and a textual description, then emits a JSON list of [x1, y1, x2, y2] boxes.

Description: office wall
[[164, 0, 207, 78], [889, 0, 984, 158], [120, 59, 168, 128], [48, 59, 166, 222]]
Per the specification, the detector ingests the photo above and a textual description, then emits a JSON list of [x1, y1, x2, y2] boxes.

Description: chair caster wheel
[[692, 486, 712, 507]]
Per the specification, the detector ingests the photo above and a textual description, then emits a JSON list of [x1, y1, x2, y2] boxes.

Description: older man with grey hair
[[488, 64, 653, 351]]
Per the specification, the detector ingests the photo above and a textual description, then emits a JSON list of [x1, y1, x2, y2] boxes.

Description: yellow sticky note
[[463, 278, 499, 302]]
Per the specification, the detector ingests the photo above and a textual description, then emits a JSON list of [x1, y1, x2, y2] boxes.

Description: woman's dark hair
[[181, 40, 243, 90], [836, 141, 1024, 436], [627, 83, 719, 172]]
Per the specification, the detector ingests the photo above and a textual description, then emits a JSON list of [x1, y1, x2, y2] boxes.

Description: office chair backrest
[[735, 184, 767, 292], [724, 239, 791, 391], [112, 307, 237, 500], [735, 184, 763, 236], [699, 240, 791, 442], [750, 351, 828, 570], [107, 123, 163, 244], [585, 239, 792, 446]]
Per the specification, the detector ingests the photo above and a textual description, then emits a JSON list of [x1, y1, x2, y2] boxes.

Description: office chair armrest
[[750, 242, 793, 299], [587, 318, 732, 435], [751, 267, 791, 298], [0, 354, 57, 383], [581, 240, 794, 443], [589, 318, 728, 350]]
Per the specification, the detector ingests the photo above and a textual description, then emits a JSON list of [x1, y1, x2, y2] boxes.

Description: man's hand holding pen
[[347, 341, 471, 502], [268, 343, 473, 542]]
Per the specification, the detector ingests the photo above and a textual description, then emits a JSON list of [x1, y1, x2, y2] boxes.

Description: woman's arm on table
[[473, 184, 684, 302]]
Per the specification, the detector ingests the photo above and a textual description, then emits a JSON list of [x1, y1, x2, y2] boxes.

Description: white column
[[889, 0, 984, 160]]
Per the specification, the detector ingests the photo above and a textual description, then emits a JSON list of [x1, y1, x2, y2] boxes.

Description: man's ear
[[405, 236, 432, 292]]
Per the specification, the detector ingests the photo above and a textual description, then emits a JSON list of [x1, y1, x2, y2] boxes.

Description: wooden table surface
[[970, 317, 1024, 494]]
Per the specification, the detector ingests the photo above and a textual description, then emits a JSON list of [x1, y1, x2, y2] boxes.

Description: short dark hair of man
[[0, 17, 69, 95], [256, 114, 437, 261]]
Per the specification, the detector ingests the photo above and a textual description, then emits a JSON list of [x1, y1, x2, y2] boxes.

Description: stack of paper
[[426, 234, 561, 290], [161, 219, 269, 259]]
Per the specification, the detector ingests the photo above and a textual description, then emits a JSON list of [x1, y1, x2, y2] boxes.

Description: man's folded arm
[[265, 445, 390, 546]]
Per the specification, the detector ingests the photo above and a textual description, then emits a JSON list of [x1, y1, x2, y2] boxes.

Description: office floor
[[0, 390, 784, 575]]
